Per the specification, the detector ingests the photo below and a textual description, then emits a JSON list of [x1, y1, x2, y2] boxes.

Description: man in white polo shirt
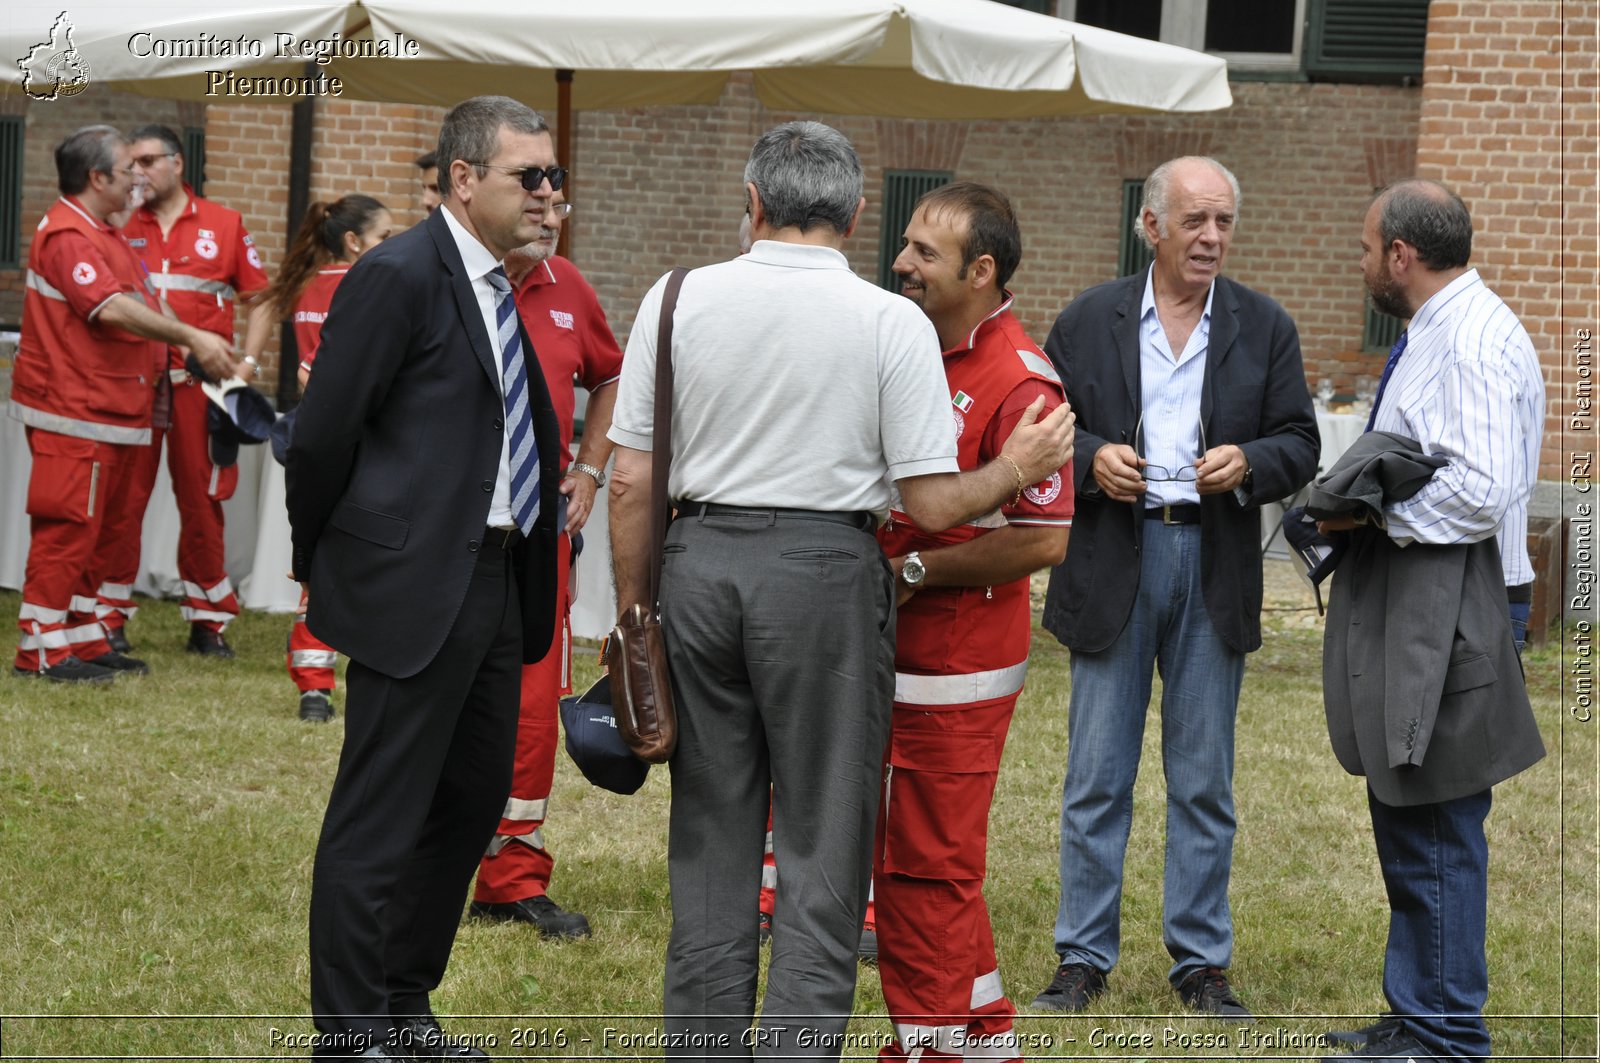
[[608, 120, 1074, 1061]]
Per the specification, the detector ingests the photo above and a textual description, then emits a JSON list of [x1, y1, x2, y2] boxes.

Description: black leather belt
[[483, 525, 524, 550], [1144, 504, 1201, 525], [678, 501, 876, 532]]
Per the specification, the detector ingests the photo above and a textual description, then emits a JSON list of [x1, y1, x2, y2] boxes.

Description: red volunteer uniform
[[284, 266, 350, 695], [100, 188, 269, 634], [873, 300, 1073, 1062], [473, 255, 623, 904], [12, 196, 164, 671]]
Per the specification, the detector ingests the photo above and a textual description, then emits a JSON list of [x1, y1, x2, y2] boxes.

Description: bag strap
[[650, 267, 689, 610]]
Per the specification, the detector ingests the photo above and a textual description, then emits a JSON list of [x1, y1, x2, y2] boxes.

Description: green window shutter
[[1363, 302, 1405, 353], [0, 115, 23, 269], [1118, 180, 1155, 278], [1304, 0, 1431, 83], [182, 126, 206, 195], [878, 170, 954, 292]]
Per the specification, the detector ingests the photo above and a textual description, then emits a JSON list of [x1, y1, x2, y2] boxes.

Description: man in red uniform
[[11, 125, 236, 683], [468, 189, 621, 938], [103, 124, 270, 658], [874, 182, 1074, 1061]]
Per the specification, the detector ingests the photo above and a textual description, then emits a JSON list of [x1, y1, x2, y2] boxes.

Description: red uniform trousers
[[875, 697, 1021, 1063], [287, 586, 338, 693], [15, 430, 140, 671], [97, 380, 239, 633], [473, 533, 573, 902]]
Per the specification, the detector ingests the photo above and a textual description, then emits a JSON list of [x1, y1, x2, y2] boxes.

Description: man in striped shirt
[[1320, 179, 1545, 1063]]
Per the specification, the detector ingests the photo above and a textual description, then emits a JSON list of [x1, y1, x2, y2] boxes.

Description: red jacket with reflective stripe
[[124, 188, 269, 367], [12, 197, 163, 443], [878, 303, 1072, 696]]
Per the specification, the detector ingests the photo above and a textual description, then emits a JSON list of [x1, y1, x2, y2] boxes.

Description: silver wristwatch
[[569, 461, 606, 487], [901, 551, 926, 588]]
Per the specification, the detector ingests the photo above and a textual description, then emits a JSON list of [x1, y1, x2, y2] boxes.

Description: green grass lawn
[[0, 570, 1592, 1060]]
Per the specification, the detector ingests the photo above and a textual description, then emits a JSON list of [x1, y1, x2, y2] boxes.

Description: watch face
[[903, 555, 925, 585]]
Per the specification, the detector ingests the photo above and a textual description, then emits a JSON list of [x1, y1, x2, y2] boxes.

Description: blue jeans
[[1368, 788, 1493, 1061], [1508, 599, 1529, 656], [1054, 522, 1246, 983]]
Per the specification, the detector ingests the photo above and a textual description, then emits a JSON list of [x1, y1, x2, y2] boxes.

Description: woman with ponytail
[[243, 195, 392, 389], [241, 194, 391, 722]]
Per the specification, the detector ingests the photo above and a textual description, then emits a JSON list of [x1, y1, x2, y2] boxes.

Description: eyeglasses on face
[[131, 152, 177, 169], [467, 162, 567, 192], [1134, 412, 1207, 483], [547, 201, 573, 219]]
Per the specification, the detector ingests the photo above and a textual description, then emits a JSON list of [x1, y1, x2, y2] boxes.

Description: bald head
[[1374, 179, 1473, 272]]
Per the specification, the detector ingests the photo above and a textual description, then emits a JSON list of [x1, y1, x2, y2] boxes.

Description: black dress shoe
[[394, 1013, 491, 1060], [349, 1047, 410, 1062], [105, 626, 133, 654], [186, 624, 235, 659], [1321, 1025, 1434, 1061], [13, 655, 117, 684], [1030, 962, 1107, 1011], [87, 651, 150, 675], [1174, 966, 1253, 1021], [1323, 1014, 1404, 1047], [468, 895, 591, 939], [299, 690, 335, 722]]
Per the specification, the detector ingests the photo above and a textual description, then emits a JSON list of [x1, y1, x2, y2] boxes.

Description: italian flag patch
[[952, 390, 975, 413]]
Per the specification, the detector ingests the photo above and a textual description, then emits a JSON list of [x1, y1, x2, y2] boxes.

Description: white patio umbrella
[[4, 0, 1231, 117]]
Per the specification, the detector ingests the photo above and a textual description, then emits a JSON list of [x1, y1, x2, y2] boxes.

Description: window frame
[[877, 169, 955, 293], [0, 115, 24, 270], [1060, 0, 1308, 74]]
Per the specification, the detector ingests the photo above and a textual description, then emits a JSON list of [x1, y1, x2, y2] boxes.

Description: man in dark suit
[[1031, 156, 1319, 1018], [286, 95, 562, 1061]]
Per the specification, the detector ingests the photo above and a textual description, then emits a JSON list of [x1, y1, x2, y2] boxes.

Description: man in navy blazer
[[287, 95, 562, 1061], [1031, 156, 1318, 1019]]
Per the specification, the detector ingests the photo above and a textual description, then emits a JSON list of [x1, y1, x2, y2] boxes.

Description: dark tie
[[486, 266, 540, 535], [1365, 329, 1408, 431]]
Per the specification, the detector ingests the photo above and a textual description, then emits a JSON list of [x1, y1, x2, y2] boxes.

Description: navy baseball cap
[[561, 675, 650, 796], [202, 378, 276, 467]]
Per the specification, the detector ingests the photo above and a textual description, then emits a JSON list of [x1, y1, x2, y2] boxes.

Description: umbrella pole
[[556, 69, 573, 260], [279, 67, 317, 411]]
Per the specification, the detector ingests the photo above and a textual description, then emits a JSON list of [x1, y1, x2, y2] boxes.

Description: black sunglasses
[[469, 162, 567, 192]]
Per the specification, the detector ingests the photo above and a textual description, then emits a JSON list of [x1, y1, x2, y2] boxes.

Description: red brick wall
[[203, 99, 444, 378], [572, 76, 1421, 394], [1416, 1, 1597, 480]]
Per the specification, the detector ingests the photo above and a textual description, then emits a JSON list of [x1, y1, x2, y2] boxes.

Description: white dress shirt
[[440, 206, 518, 529], [1373, 269, 1543, 585], [1138, 267, 1214, 507]]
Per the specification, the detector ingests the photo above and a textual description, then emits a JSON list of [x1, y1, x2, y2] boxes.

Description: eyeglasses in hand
[[1134, 412, 1206, 482]]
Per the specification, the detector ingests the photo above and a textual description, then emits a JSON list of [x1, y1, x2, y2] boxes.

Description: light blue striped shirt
[[1372, 269, 1543, 585], [1139, 268, 1213, 507]]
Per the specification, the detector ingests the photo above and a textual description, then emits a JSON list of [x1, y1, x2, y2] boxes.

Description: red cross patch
[[72, 262, 97, 286]]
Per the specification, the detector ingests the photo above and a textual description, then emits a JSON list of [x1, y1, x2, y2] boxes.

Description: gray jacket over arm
[[1312, 433, 1544, 807]]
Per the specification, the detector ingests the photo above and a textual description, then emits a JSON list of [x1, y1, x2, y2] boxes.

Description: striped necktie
[[1365, 329, 1408, 431], [486, 266, 540, 535]]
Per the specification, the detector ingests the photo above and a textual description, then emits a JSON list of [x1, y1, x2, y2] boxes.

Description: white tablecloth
[[0, 404, 618, 639]]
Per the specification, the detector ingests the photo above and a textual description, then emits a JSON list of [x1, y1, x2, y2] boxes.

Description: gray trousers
[[659, 507, 895, 1061]]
